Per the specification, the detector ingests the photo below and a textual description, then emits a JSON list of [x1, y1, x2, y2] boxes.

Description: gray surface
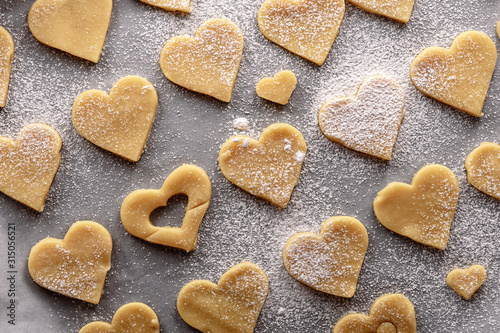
[[1, 0, 500, 332]]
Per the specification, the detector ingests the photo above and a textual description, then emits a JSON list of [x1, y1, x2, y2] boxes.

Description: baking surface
[[1, 0, 500, 332]]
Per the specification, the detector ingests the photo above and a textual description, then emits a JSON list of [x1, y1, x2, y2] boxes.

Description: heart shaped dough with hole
[[256, 70, 297, 105], [79, 302, 160, 333], [283, 216, 368, 297], [121, 164, 211, 252], [28, 0, 112, 63], [160, 18, 244, 102], [219, 122, 307, 209], [333, 294, 416, 333], [177, 262, 269, 333], [258, 0, 345, 65], [0, 27, 14, 108], [348, 0, 415, 24], [72, 75, 158, 162], [28, 221, 112, 304], [318, 75, 405, 160], [410, 31, 497, 117], [139, 0, 191, 12], [373, 164, 459, 250], [0, 123, 61, 212], [465, 142, 500, 200], [446, 265, 486, 300]]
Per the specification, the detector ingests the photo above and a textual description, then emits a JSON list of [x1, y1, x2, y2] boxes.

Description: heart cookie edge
[[446, 265, 487, 300], [465, 142, 500, 200], [0, 26, 14, 108]]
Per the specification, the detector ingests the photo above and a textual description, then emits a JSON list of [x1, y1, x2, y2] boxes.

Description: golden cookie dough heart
[[283, 216, 368, 297], [177, 262, 269, 333], [497, 21, 500, 40], [256, 70, 297, 105], [373, 164, 459, 250], [79, 302, 160, 333], [72, 75, 158, 162], [348, 0, 415, 24], [28, 221, 112, 304], [0, 26, 14, 108], [257, 0, 345, 65], [139, 0, 191, 12], [410, 31, 497, 117], [0, 123, 61, 212], [159, 18, 244, 102], [333, 294, 416, 333], [27, 0, 112, 63], [446, 265, 486, 300], [318, 75, 405, 160], [219, 122, 307, 209], [466, 142, 500, 200], [121, 164, 211, 252]]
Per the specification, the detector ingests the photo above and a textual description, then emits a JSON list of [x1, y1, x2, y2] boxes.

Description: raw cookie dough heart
[[466, 142, 500, 200], [219, 122, 307, 209], [0, 26, 14, 108], [256, 70, 297, 105], [283, 216, 368, 297], [257, 0, 345, 65], [139, 0, 191, 12], [373, 164, 459, 250], [348, 0, 415, 24], [121, 164, 211, 252], [28, 0, 112, 63], [79, 302, 160, 333], [0, 123, 61, 212], [410, 31, 497, 117], [446, 265, 486, 300], [72, 75, 158, 162], [497, 21, 500, 40], [159, 18, 244, 102], [318, 75, 405, 160], [28, 221, 112, 304], [177, 262, 269, 333], [333, 294, 416, 333]]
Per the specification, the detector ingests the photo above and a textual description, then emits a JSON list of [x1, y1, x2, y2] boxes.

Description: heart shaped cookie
[[410, 31, 497, 117], [159, 18, 244, 102], [318, 75, 405, 160], [258, 0, 345, 65], [28, 221, 112, 304], [28, 0, 112, 63], [177, 262, 269, 333], [121, 164, 211, 252], [79, 302, 160, 333], [446, 265, 486, 300], [465, 142, 500, 200], [373, 164, 459, 250], [0, 26, 14, 108], [0, 123, 62, 212], [256, 70, 297, 105], [72, 75, 158, 162], [219, 122, 307, 208], [348, 0, 415, 24], [139, 0, 191, 12], [333, 294, 416, 333], [283, 216, 368, 297]]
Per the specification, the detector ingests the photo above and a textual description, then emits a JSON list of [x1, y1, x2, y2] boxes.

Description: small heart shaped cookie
[[256, 70, 297, 105], [465, 142, 500, 200], [318, 75, 405, 160], [28, 0, 112, 63], [121, 164, 211, 252], [0, 26, 14, 108], [348, 0, 415, 24], [72, 75, 158, 162], [410, 31, 497, 117], [219, 122, 307, 208], [160, 18, 244, 102], [139, 0, 191, 12], [446, 265, 486, 300], [0, 123, 61, 212], [373, 164, 459, 250], [258, 0, 345, 65], [283, 216, 368, 297], [177, 262, 269, 333], [28, 221, 112, 304], [333, 294, 416, 333], [79, 302, 160, 333]]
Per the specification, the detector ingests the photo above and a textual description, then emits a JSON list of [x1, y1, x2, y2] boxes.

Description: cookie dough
[[139, 0, 191, 12], [0, 26, 14, 108], [257, 0, 345, 65], [410, 31, 497, 117], [446, 265, 486, 300], [28, 221, 112, 304], [159, 18, 244, 102], [121, 164, 211, 252], [318, 75, 405, 160], [256, 70, 297, 105], [348, 0, 415, 24], [497, 21, 500, 40], [465, 142, 500, 200], [373, 164, 459, 250], [283, 216, 368, 297], [177, 262, 269, 333], [72, 75, 158, 162], [219, 122, 307, 208]]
